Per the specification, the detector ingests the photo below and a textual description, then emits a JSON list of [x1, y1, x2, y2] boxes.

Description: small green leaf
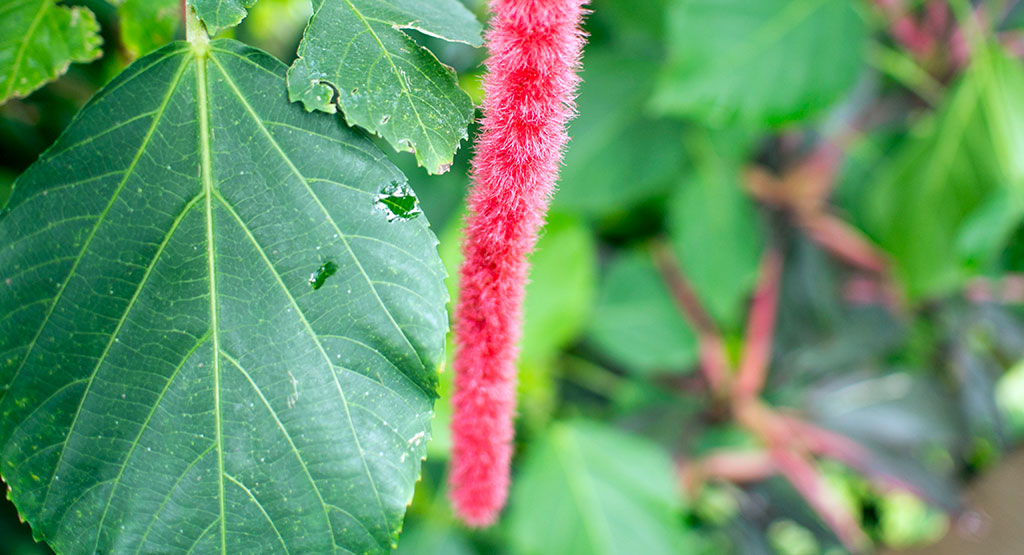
[[508, 421, 699, 555], [651, 0, 866, 126], [587, 249, 698, 375], [0, 0, 103, 105], [187, 0, 257, 35], [668, 132, 763, 332], [110, 0, 181, 58], [0, 39, 447, 553], [287, 0, 483, 174]]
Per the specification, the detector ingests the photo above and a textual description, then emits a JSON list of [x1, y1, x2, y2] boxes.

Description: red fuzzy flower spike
[[450, 0, 588, 527]]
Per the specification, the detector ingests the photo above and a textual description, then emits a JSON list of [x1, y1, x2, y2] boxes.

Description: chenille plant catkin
[[450, 0, 588, 527]]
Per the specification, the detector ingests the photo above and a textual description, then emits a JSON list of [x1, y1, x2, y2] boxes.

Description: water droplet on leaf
[[374, 181, 422, 222]]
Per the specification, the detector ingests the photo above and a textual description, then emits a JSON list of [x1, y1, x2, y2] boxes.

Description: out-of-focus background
[[3, 0, 1024, 553]]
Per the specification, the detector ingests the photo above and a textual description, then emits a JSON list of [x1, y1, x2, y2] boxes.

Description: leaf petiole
[[185, 4, 209, 55]]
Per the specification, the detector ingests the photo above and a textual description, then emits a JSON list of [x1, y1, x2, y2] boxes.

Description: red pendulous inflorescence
[[450, 0, 588, 527]]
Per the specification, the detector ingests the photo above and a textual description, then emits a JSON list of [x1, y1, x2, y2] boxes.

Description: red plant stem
[[652, 242, 731, 392], [688, 450, 776, 485], [779, 415, 940, 506], [450, 0, 587, 527], [872, 0, 935, 58], [734, 250, 782, 402], [772, 448, 870, 552], [800, 215, 889, 274]]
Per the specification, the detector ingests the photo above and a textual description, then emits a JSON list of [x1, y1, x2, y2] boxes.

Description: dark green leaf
[[651, 0, 866, 126], [586, 249, 698, 375], [188, 0, 257, 35], [287, 0, 483, 174], [0, 39, 447, 553], [508, 420, 698, 555], [0, 0, 103, 105], [668, 132, 763, 332], [111, 0, 181, 58]]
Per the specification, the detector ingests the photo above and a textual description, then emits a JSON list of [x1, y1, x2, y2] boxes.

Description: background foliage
[[2, 0, 1024, 553]]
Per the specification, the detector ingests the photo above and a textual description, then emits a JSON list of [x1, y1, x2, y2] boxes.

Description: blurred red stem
[[734, 250, 782, 401], [772, 448, 870, 553], [652, 241, 731, 393]]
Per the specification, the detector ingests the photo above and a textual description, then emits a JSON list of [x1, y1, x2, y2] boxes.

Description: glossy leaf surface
[[287, 0, 483, 174], [0, 0, 102, 104], [0, 39, 447, 554]]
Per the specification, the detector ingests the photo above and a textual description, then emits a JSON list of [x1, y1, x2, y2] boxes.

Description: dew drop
[[374, 181, 422, 222], [308, 261, 338, 290]]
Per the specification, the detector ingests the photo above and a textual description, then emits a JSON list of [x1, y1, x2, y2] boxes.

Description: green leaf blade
[[0, 39, 447, 554], [287, 0, 483, 174], [0, 0, 103, 105], [188, 0, 258, 35], [651, 0, 866, 126], [586, 249, 698, 375], [508, 421, 700, 555]]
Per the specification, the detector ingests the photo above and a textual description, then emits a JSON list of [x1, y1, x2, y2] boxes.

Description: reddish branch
[[659, 243, 931, 551], [734, 250, 782, 402], [652, 242, 730, 393], [450, 0, 587, 526]]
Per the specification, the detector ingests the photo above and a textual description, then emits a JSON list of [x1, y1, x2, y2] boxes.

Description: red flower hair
[[450, 0, 588, 527]]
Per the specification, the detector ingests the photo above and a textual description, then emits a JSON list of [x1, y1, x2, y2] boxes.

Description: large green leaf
[[669, 132, 763, 332], [188, 0, 257, 35], [287, 0, 483, 174], [860, 46, 1024, 298], [111, 0, 181, 58], [586, 249, 698, 375], [507, 420, 698, 555], [0, 39, 447, 553], [0, 0, 103, 105], [650, 0, 866, 126], [554, 53, 686, 216]]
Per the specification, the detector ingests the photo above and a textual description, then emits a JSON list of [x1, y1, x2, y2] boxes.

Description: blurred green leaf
[[651, 0, 866, 126], [238, 0, 312, 62], [996, 358, 1024, 438], [877, 491, 948, 548], [520, 216, 598, 363], [555, 53, 686, 216], [586, 248, 698, 375], [508, 420, 698, 555], [110, 0, 179, 58], [0, 0, 103, 105], [861, 46, 1024, 299], [668, 132, 763, 332], [395, 519, 477, 555]]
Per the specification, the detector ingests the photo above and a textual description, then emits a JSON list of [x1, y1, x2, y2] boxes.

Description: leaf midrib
[[195, 47, 228, 555], [3, 0, 48, 99]]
